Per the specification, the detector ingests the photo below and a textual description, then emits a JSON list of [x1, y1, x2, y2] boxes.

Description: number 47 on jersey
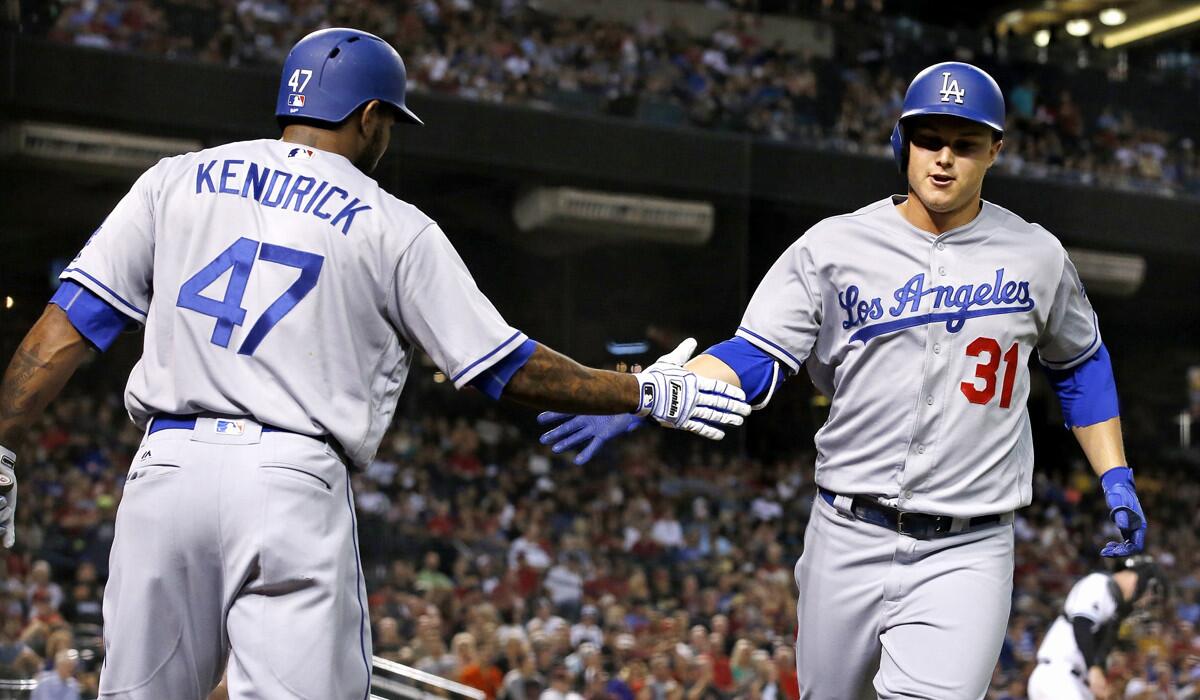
[[176, 237, 323, 356]]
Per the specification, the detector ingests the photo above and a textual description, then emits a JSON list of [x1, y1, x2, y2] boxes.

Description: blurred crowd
[[1, 380, 1198, 699], [29, 0, 1200, 198]]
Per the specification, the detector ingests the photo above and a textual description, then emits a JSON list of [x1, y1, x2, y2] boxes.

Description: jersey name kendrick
[[194, 158, 371, 235], [839, 267, 1034, 343]]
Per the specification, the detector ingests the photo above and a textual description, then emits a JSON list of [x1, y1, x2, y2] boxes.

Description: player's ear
[[358, 100, 386, 136], [988, 135, 1004, 166]]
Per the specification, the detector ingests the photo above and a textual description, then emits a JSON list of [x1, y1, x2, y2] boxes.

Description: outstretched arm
[[514, 350, 742, 416], [536, 339, 774, 464], [503, 344, 640, 414], [0, 305, 93, 447], [507, 340, 747, 441], [684, 354, 741, 388]]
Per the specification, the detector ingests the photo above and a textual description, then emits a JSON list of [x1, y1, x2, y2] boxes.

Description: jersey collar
[[887, 194, 994, 243]]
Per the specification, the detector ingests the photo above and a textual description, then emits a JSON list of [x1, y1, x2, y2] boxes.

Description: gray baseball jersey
[[739, 196, 1099, 518], [62, 139, 524, 468]]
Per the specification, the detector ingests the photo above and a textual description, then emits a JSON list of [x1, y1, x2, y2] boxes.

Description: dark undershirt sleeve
[[1071, 616, 1115, 669]]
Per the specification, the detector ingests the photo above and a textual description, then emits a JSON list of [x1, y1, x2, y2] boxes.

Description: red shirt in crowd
[[461, 663, 503, 699]]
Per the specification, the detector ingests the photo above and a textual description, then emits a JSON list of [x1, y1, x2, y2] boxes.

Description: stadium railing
[[0, 679, 35, 700], [0, 657, 483, 700], [371, 657, 487, 700]]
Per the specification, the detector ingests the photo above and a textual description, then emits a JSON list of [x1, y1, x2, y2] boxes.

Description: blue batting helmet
[[276, 28, 423, 126], [890, 61, 1004, 173]]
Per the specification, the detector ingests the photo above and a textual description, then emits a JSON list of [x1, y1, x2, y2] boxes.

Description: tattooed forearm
[[0, 306, 92, 447], [503, 344, 639, 414], [0, 346, 50, 423]]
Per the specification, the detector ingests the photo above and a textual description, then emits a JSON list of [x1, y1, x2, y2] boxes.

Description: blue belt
[[148, 413, 285, 435], [819, 488, 1007, 539]]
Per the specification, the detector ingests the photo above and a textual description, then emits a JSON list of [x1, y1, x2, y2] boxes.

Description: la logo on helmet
[[939, 72, 966, 104]]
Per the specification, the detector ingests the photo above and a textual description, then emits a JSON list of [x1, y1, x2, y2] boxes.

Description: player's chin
[[914, 186, 959, 212]]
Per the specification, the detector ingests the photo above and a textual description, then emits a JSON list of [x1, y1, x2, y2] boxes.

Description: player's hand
[[1087, 666, 1109, 699], [1099, 466, 1146, 557], [0, 445, 17, 549], [537, 413, 643, 465], [632, 338, 750, 440]]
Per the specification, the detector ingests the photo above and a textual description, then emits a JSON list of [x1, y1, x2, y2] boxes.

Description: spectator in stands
[[456, 631, 504, 699], [30, 649, 81, 700], [569, 605, 603, 649], [0, 616, 40, 678], [510, 523, 553, 571], [501, 651, 543, 700], [544, 555, 584, 620], [25, 562, 63, 612], [541, 665, 583, 700], [417, 551, 454, 593]]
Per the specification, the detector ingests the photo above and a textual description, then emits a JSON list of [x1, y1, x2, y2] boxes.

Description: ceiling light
[[1034, 28, 1052, 46], [1101, 5, 1200, 48], [1099, 8, 1127, 26], [1066, 19, 1093, 36]]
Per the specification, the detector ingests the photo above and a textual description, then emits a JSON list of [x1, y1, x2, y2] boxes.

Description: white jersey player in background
[[0, 29, 750, 700], [538, 62, 1150, 699], [1028, 556, 1167, 700]]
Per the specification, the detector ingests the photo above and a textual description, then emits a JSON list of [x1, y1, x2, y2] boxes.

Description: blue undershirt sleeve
[[468, 338, 537, 400], [49, 281, 135, 352], [703, 337, 784, 406], [1042, 343, 1120, 428]]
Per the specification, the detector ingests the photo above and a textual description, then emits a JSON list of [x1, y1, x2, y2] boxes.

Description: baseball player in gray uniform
[[539, 62, 1148, 699], [0, 28, 749, 700], [1027, 556, 1166, 700]]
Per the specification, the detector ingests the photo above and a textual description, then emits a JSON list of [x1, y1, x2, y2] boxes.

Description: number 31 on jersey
[[961, 336, 1020, 408]]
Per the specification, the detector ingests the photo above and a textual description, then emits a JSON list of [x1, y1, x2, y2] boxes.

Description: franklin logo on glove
[[668, 380, 683, 417]]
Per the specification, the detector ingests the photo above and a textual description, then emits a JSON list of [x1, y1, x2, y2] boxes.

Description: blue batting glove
[[1099, 466, 1146, 557], [537, 412, 643, 465]]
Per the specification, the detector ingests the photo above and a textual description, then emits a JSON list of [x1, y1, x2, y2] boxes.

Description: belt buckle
[[896, 510, 918, 537]]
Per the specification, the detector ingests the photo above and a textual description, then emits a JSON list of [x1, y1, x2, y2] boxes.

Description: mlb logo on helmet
[[287, 94, 306, 107]]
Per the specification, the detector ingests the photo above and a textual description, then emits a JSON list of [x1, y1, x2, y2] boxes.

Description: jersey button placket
[[909, 239, 951, 494]]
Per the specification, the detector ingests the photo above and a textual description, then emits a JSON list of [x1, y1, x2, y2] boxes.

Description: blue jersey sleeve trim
[[734, 326, 801, 374], [1042, 343, 1120, 428], [60, 267, 148, 319], [49, 281, 133, 352], [468, 338, 537, 401], [704, 337, 782, 405], [451, 331, 526, 386]]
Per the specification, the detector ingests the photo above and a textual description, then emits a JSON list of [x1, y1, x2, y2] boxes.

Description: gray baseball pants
[[794, 494, 1014, 699], [98, 418, 372, 699]]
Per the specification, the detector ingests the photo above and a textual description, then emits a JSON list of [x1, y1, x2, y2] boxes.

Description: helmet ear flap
[[890, 121, 907, 175]]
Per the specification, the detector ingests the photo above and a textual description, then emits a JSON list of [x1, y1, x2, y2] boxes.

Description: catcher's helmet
[[1115, 554, 1168, 604], [890, 61, 1004, 173], [276, 28, 423, 127]]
